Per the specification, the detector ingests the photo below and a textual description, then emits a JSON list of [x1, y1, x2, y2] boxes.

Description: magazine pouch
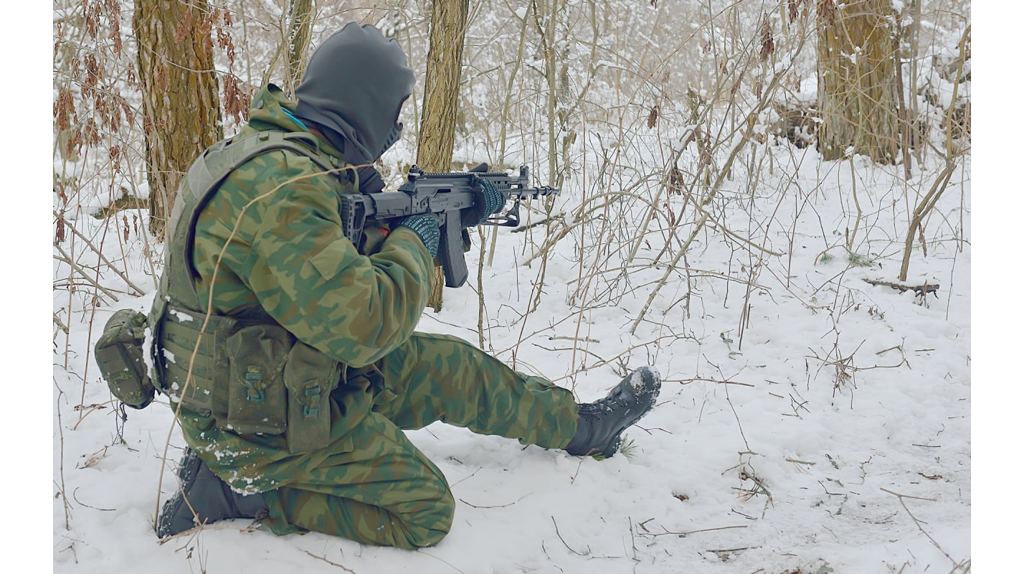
[[284, 341, 339, 453], [224, 324, 292, 435]]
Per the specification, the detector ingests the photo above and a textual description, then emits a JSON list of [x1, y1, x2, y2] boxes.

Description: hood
[[241, 84, 343, 157], [293, 23, 416, 164]]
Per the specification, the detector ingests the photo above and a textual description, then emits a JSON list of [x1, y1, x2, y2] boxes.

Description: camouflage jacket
[[191, 84, 432, 367], [174, 84, 433, 492]]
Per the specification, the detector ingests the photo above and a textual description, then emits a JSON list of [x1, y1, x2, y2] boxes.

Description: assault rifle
[[339, 164, 559, 288]]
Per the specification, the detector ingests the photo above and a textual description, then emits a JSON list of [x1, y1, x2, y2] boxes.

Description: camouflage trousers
[[180, 332, 579, 549]]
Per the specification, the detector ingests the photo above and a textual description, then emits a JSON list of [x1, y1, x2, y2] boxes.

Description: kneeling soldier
[[104, 23, 660, 549]]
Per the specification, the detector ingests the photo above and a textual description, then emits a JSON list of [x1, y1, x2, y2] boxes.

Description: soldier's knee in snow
[[397, 486, 455, 549]]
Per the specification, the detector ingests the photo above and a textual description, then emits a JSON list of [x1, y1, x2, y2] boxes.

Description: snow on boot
[[156, 447, 268, 538], [564, 366, 661, 458]]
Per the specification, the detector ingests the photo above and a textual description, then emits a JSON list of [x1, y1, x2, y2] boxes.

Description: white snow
[[53, 146, 972, 574], [168, 308, 193, 323]]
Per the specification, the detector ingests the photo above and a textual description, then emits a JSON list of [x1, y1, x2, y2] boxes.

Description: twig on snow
[[459, 493, 532, 509], [72, 487, 115, 511], [638, 524, 749, 538], [864, 278, 940, 297], [881, 487, 961, 568], [302, 550, 357, 573], [665, 377, 756, 388], [551, 516, 586, 556], [419, 550, 467, 574]]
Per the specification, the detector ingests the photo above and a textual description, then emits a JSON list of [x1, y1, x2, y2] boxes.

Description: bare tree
[[416, 0, 470, 311], [816, 0, 900, 163], [134, 0, 224, 238], [285, 0, 315, 96]]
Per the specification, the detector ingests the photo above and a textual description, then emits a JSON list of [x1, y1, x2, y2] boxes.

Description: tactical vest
[[148, 131, 355, 453]]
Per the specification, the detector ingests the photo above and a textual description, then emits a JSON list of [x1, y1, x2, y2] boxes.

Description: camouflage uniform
[[171, 84, 579, 549]]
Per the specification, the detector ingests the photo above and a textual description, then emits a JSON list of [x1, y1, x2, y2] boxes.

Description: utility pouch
[[224, 325, 293, 435], [284, 342, 339, 454], [95, 309, 155, 409]]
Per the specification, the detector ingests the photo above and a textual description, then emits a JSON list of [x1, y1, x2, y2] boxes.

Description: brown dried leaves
[[759, 15, 775, 62]]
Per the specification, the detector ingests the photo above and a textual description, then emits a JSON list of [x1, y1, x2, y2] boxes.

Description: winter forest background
[[47, 1, 989, 572]]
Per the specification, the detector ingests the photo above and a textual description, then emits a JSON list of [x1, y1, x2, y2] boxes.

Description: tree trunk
[[816, 0, 900, 164], [417, 0, 470, 312], [134, 0, 223, 239], [285, 0, 315, 97]]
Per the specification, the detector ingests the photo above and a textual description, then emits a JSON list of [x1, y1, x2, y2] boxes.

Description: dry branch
[[637, 524, 748, 538], [864, 278, 939, 296], [55, 210, 148, 296], [898, 159, 956, 281], [302, 550, 357, 573], [53, 243, 120, 303], [881, 488, 962, 568]]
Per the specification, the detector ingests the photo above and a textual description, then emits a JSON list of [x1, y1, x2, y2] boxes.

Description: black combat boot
[[564, 366, 661, 458], [156, 447, 269, 538]]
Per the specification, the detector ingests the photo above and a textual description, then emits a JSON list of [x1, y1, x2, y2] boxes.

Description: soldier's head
[[294, 23, 415, 163]]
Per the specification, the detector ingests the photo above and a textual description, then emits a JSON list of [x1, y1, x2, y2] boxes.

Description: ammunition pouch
[[283, 341, 338, 453], [95, 309, 156, 409], [153, 303, 340, 453]]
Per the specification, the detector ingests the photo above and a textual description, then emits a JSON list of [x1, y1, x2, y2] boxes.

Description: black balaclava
[[294, 23, 415, 164]]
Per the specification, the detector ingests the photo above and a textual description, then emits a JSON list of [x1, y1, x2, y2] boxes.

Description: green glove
[[462, 177, 503, 227]]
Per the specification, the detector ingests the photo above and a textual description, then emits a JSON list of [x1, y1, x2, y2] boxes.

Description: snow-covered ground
[[53, 130, 972, 573]]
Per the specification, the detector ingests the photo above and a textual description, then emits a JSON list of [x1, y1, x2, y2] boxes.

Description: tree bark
[[817, 0, 900, 164], [417, 0, 470, 311], [286, 0, 315, 97], [134, 0, 223, 239]]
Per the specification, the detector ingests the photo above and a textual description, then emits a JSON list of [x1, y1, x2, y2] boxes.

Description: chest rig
[[149, 130, 355, 453]]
